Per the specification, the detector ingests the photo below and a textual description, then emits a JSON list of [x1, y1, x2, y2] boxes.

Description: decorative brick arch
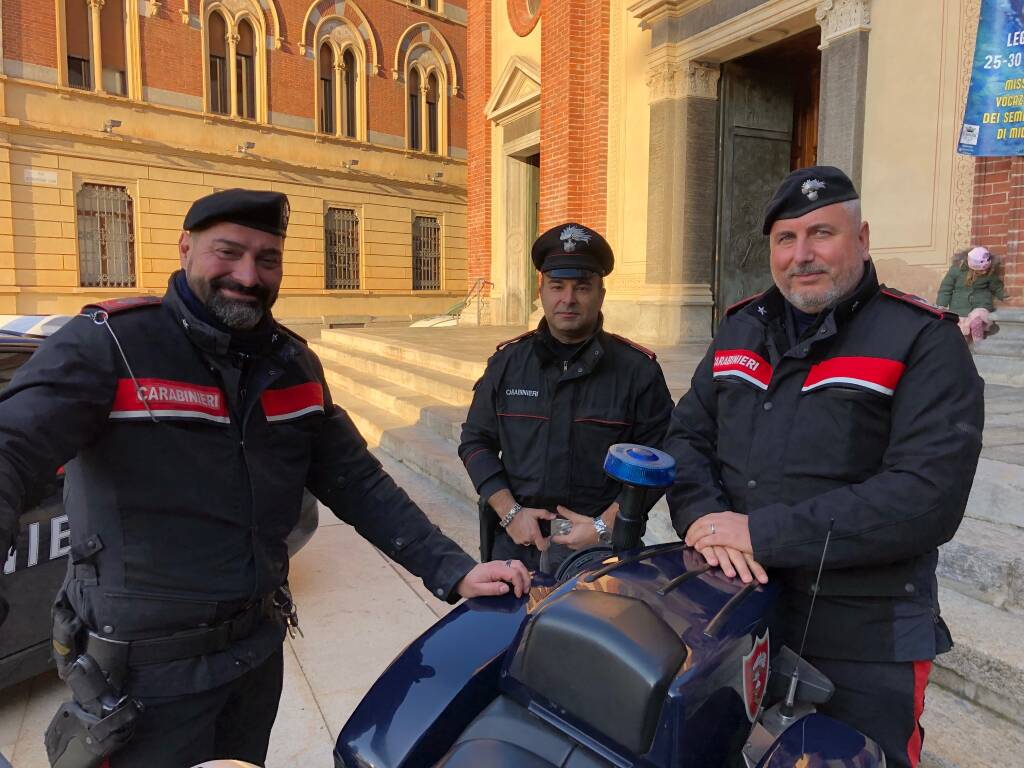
[[393, 22, 460, 96], [192, 0, 281, 48], [300, 0, 380, 72]]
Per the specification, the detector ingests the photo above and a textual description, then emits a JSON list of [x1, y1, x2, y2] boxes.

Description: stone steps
[[319, 327, 488, 382], [322, 363, 466, 447], [938, 516, 1024, 611], [972, 308, 1024, 387], [933, 586, 1024, 727], [311, 339, 476, 408], [920, 682, 1024, 768], [335, 382, 477, 505]]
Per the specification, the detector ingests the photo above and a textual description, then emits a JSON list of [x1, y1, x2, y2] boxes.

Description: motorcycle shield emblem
[[742, 630, 770, 722]]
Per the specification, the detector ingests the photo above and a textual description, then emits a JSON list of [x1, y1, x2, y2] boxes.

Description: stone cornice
[[647, 57, 720, 102], [628, 0, 711, 30], [815, 0, 872, 47]]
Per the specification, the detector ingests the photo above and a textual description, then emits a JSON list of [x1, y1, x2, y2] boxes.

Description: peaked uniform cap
[[762, 166, 859, 235], [183, 189, 290, 237], [531, 222, 614, 277]]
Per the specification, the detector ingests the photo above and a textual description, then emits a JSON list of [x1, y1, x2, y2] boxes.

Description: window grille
[[412, 216, 441, 290], [77, 184, 136, 288], [325, 208, 360, 290]]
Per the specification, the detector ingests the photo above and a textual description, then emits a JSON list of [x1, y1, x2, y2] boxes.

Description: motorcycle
[[334, 445, 886, 768]]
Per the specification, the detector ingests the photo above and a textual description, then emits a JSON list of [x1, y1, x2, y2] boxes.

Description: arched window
[[61, 0, 136, 95], [100, 0, 127, 95], [342, 48, 357, 139], [319, 42, 336, 134], [208, 11, 229, 114], [236, 20, 256, 120], [408, 68, 422, 152], [426, 72, 439, 155]]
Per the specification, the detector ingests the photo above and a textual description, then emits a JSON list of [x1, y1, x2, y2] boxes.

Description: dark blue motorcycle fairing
[[335, 592, 530, 768], [755, 713, 885, 768]]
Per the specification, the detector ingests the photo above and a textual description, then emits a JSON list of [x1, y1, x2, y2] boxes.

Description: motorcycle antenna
[[781, 517, 835, 719], [798, 517, 835, 659]]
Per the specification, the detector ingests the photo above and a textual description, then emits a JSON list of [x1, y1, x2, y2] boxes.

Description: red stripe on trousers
[[906, 660, 932, 767]]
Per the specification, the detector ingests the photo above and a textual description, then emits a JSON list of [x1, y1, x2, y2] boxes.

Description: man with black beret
[[0, 188, 530, 767], [460, 222, 673, 573], [664, 166, 984, 767]]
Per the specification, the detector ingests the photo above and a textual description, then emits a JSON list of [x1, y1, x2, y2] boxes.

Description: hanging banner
[[959, 0, 1024, 156]]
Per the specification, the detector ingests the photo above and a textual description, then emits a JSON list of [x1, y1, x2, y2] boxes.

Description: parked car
[[0, 315, 320, 690]]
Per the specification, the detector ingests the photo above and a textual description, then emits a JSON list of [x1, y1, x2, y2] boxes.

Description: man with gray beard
[[664, 166, 984, 768]]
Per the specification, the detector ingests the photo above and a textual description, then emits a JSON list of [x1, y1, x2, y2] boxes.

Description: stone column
[[816, 0, 872, 186], [227, 31, 240, 118], [333, 60, 344, 136], [88, 0, 104, 93], [638, 57, 719, 340]]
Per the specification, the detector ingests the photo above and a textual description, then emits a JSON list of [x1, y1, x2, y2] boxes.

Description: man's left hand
[[685, 511, 754, 555], [551, 503, 618, 550], [455, 559, 531, 599]]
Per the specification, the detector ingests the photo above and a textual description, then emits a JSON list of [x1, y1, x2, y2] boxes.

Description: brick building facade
[[468, 0, 1018, 343], [0, 0, 469, 320]]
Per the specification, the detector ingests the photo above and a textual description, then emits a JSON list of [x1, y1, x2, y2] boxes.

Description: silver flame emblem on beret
[[560, 225, 592, 252], [801, 179, 826, 201]]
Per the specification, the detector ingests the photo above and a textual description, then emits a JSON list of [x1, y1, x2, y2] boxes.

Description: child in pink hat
[[937, 247, 1008, 342]]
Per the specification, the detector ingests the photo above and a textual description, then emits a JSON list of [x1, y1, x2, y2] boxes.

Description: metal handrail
[[444, 277, 494, 325]]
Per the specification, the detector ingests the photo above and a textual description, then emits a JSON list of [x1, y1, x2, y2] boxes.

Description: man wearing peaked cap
[[460, 222, 672, 574], [0, 189, 530, 766], [664, 166, 984, 767]]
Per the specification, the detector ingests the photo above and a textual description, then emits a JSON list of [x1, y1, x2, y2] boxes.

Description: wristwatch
[[499, 502, 522, 529], [593, 516, 611, 544]]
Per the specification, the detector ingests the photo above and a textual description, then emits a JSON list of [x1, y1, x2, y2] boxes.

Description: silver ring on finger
[[710, 522, 716, 535], [504, 559, 513, 569]]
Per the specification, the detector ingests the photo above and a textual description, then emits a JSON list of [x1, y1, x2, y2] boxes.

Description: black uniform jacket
[[665, 263, 984, 662], [459, 318, 673, 519], [0, 274, 475, 696]]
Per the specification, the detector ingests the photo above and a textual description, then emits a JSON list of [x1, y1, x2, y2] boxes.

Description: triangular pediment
[[485, 56, 541, 125]]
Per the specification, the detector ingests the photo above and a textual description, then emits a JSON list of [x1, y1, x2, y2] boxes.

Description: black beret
[[183, 189, 290, 237], [530, 222, 614, 277], [762, 166, 859, 235]]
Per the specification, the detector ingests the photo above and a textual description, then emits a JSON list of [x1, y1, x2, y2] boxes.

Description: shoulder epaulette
[[725, 291, 767, 317], [496, 329, 537, 351], [880, 287, 956, 321], [81, 296, 161, 315], [607, 332, 657, 361]]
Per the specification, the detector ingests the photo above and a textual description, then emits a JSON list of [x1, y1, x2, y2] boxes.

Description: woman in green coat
[[936, 246, 1008, 342]]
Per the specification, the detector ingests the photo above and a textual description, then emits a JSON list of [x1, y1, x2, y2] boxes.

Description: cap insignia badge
[[801, 179, 826, 201], [560, 225, 592, 253]]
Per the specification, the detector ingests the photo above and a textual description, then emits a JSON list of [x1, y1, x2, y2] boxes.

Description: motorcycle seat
[[435, 695, 612, 768]]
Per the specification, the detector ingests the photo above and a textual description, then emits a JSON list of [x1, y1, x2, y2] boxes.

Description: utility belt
[[45, 585, 301, 768]]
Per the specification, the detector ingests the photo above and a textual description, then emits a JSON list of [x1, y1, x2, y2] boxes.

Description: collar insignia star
[[757, 305, 767, 316]]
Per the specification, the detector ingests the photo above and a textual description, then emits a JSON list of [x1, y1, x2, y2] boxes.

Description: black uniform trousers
[[809, 656, 932, 768], [109, 648, 284, 768]]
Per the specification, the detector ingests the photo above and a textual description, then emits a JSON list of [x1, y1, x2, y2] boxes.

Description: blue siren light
[[603, 443, 676, 488]]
